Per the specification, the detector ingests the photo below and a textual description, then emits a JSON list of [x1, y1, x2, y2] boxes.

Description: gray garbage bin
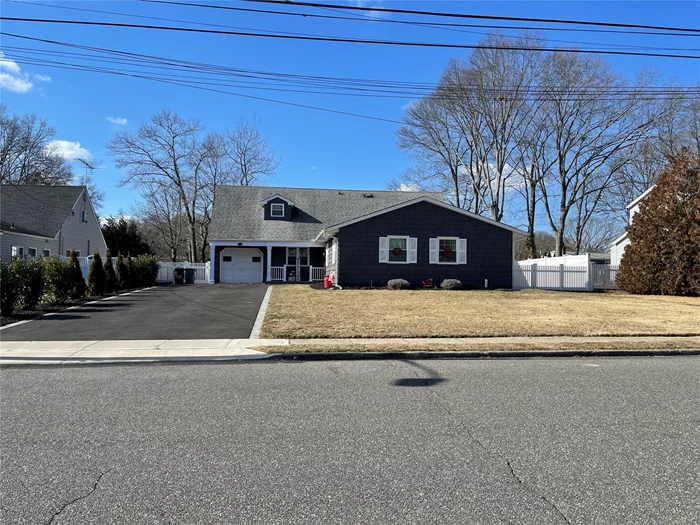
[[173, 267, 185, 284], [184, 268, 196, 284]]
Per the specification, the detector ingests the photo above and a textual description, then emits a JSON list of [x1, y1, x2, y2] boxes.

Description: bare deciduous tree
[[537, 53, 657, 255], [0, 104, 74, 185], [131, 184, 189, 261], [223, 118, 278, 186]]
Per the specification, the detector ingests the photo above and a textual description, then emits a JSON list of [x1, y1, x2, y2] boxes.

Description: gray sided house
[[208, 186, 524, 288], [0, 185, 108, 262]]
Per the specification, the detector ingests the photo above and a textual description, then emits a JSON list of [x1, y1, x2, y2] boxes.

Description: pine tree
[[617, 150, 700, 296], [86, 252, 106, 296], [104, 250, 118, 293], [69, 248, 86, 298]]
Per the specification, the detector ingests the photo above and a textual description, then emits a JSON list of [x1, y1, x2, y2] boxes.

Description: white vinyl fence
[[59, 256, 210, 284], [514, 262, 619, 291], [156, 262, 210, 284]]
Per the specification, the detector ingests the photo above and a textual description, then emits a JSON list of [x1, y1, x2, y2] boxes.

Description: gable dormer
[[261, 194, 295, 221]]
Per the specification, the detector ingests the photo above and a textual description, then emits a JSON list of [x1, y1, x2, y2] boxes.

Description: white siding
[[610, 237, 631, 266], [0, 231, 59, 262], [59, 189, 108, 257]]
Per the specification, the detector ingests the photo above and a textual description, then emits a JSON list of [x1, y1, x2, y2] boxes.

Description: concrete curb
[[3, 347, 699, 368], [249, 286, 272, 339], [265, 348, 700, 361]]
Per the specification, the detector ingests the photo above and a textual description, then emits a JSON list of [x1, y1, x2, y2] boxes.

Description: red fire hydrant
[[323, 275, 331, 289]]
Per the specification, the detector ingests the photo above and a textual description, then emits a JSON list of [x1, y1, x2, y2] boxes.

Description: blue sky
[[1, 0, 699, 228]]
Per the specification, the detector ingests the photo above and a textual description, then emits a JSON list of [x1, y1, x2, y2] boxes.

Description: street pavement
[[0, 284, 268, 341], [1, 357, 698, 524]]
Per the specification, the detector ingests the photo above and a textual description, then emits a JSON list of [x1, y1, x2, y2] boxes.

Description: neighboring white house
[[610, 185, 656, 265], [0, 185, 108, 262]]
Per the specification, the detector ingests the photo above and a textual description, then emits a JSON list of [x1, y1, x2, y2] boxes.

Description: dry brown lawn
[[260, 285, 700, 339]]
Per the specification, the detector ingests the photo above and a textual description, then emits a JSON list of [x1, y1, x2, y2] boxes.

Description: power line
[[246, 0, 700, 34], [2, 16, 700, 60], [139, 0, 700, 45], [3, 33, 699, 100]]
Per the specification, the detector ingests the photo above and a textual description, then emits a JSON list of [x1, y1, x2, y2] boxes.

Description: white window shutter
[[378, 237, 388, 263], [408, 237, 418, 263], [429, 238, 438, 264], [325, 246, 329, 266], [458, 238, 467, 264], [332, 241, 337, 264]]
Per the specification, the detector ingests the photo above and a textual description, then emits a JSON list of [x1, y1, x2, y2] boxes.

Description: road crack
[[45, 469, 112, 525], [396, 360, 572, 525]]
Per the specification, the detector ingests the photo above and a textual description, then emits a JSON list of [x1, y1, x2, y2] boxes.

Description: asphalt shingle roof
[[0, 185, 84, 238], [209, 186, 444, 241]]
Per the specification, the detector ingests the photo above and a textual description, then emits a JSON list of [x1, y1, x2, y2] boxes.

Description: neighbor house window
[[438, 238, 458, 264], [271, 203, 285, 217], [11, 246, 24, 258], [66, 250, 81, 257], [388, 236, 408, 263], [287, 247, 297, 265], [28, 247, 37, 258], [42, 249, 51, 257], [81, 210, 88, 223]]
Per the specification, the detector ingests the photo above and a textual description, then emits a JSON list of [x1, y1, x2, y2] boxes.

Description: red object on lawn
[[324, 275, 331, 288]]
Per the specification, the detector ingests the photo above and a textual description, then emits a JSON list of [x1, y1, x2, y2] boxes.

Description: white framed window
[[28, 247, 38, 258], [270, 203, 285, 217], [286, 247, 297, 266], [11, 246, 24, 258], [298, 247, 309, 266], [66, 250, 81, 257], [438, 237, 458, 264], [42, 249, 51, 257], [81, 210, 89, 223], [379, 236, 417, 264], [430, 238, 467, 264]]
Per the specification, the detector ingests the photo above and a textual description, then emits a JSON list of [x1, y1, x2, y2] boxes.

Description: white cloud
[[46, 140, 92, 160], [309, 166, 318, 170], [349, 0, 384, 19], [0, 54, 33, 93], [33, 74, 52, 83], [106, 116, 128, 126], [398, 183, 421, 192]]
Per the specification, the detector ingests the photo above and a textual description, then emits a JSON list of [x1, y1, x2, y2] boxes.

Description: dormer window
[[270, 203, 285, 217]]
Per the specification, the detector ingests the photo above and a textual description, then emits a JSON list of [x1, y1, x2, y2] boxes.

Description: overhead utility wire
[[3, 33, 699, 99], [141, 0, 700, 38], [246, 0, 700, 34], [2, 17, 700, 60]]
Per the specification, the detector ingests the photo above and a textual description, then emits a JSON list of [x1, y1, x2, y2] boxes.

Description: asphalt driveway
[[0, 284, 268, 341]]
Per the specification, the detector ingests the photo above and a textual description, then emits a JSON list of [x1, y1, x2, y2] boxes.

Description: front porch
[[209, 241, 326, 284]]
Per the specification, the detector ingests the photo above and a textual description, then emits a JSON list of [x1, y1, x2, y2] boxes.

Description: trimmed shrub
[[116, 252, 129, 290], [68, 249, 86, 299], [104, 251, 118, 293], [387, 278, 411, 290], [440, 279, 462, 290], [617, 150, 700, 296], [87, 252, 106, 296], [132, 255, 159, 287], [125, 253, 134, 289], [44, 257, 74, 305], [0, 261, 19, 314], [11, 257, 45, 310]]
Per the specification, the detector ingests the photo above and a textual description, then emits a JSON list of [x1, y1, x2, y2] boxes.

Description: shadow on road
[[392, 360, 447, 387]]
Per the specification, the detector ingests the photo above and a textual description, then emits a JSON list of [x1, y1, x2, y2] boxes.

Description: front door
[[220, 248, 263, 283]]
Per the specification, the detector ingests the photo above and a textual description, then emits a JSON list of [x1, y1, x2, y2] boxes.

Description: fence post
[[559, 264, 564, 291], [531, 263, 537, 289], [587, 262, 593, 291]]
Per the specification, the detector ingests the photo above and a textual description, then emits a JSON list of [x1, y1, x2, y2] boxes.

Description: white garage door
[[220, 248, 264, 283]]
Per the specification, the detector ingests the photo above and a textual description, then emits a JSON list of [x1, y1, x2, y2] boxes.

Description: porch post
[[266, 244, 272, 283], [208, 243, 216, 284]]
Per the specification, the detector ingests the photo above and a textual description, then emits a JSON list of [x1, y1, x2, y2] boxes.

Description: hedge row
[[0, 251, 160, 315]]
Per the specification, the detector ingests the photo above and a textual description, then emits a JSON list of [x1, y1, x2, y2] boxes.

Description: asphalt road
[[0, 284, 268, 341], [1, 357, 699, 525]]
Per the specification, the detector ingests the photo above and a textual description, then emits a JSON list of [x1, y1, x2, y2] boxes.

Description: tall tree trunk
[[525, 179, 537, 258]]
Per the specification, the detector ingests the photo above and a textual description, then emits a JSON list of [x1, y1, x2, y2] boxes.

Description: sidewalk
[[1, 336, 699, 366]]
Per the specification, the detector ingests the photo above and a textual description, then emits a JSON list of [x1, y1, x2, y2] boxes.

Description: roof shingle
[[209, 186, 443, 241], [0, 185, 84, 238]]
